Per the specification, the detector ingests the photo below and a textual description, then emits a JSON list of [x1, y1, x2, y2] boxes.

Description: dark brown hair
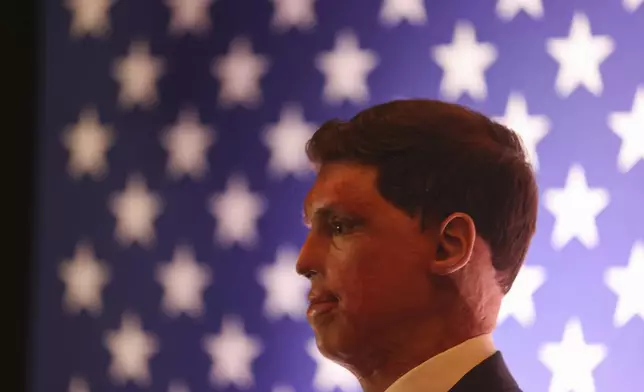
[[305, 99, 538, 294]]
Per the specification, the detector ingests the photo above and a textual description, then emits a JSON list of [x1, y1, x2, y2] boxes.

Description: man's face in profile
[[298, 161, 440, 364]]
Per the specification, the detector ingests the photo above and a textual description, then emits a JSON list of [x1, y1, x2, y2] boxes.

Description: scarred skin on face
[[299, 162, 441, 363], [297, 161, 498, 392]]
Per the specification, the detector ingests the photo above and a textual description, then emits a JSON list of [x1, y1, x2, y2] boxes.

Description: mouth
[[307, 293, 339, 319]]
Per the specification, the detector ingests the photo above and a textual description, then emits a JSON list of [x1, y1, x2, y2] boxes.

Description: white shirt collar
[[384, 334, 496, 392]]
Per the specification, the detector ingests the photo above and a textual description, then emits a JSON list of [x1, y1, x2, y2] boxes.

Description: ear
[[430, 212, 476, 275]]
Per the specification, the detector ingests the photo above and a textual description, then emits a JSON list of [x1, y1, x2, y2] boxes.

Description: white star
[[156, 245, 212, 318], [307, 339, 360, 392], [262, 104, 316, 180], [493, 92, 550, 171], [538, 318, 606, 392], [61, 106, 114, 180], [607, 87, 644, 173], [604, 241, 644, 327], [166, 0, 213, 36], [59, 242, 110, 316], [379, 0, 427, 26], [112, 41, 165, 109], [271, 0, 317, 32], [203, 316, 263, 389], [168, 380, 190, 392], [257, 245, 310, 321], [161, 107, 215, 180], [316, 30, 379, 105], [431, 21, 498, 101], [209, 174, 267, 249], [104, 313, 159, 387], [543, 164, 610, 250], [624, 0, 643, 12], [498, 265, 546, 327], [69, 376, 90, 392], [212, 37, 270, 108], [496, 0, 543, 21], [546, 12, 614, 97], [64, 0, 113, 38], [109, 174, 163, 248]]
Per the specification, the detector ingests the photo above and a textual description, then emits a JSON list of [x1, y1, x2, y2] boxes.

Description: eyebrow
[[302, 203, 339, 227]]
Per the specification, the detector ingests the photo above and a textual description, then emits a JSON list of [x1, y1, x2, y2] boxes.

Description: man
[[297, 99, 538, 392]]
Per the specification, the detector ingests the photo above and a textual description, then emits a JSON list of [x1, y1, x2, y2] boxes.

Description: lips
[[307, 291, 339, 318]]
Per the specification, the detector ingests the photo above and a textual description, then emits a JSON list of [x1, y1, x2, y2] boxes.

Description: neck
[[350, 314, 493, 392]]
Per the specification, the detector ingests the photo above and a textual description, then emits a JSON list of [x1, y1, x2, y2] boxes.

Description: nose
[[296, 231, 324, 279]]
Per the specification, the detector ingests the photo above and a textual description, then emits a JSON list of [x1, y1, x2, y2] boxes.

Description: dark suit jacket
[[449, 351, 522, 392]]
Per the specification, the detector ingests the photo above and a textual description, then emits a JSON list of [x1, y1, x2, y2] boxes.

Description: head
[[296, 99, 538, 376]]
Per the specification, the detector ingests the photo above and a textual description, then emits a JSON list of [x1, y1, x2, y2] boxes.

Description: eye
[[329, 218, 355, 236]]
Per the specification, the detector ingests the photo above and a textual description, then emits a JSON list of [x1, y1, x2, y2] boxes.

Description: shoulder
[[449, 351, 521, 392]]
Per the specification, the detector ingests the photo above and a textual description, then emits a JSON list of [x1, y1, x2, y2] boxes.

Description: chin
[[313, 324, 360, 365], [313, 327, 338, 357], [314, 332, 370, 380]]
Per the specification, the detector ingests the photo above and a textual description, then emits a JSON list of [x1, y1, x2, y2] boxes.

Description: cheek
[[329, 238, 421, 316]]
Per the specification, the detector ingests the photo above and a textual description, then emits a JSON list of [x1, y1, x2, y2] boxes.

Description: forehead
[[303, 162, 379, 211]]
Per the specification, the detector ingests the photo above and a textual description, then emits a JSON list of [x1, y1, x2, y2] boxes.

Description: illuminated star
[[496, 0, 544, 21], [543, 164, 610, 250], [379, 0, 427, 26], [166, 0, 213, 36], [59, 241, 110, 316], [104, 313, 159, 387], [431, 21, 498, 101], [212, 37, 270, 108], [209, 174, 267, 249], [607, 86, 644, 173], [65, 0, 114, 38], [109, 174, 163, 248], [161, 107, 215, 180], [112, 41, 165, 109], [270, 0, 317, 32], [203, 316, 263, 389], [316, 30, 378, 105], [604, 241, 644, 327], [546, 12, 614, 97], [624, 0, 643, 12], [539, 318, 606, 392], [61, 106, 114, 180], [262, 104, 316, 180], [156, 245, 212, 318]]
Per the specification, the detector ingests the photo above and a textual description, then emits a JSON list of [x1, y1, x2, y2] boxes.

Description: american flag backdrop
[[30, 0, 644, 391]]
